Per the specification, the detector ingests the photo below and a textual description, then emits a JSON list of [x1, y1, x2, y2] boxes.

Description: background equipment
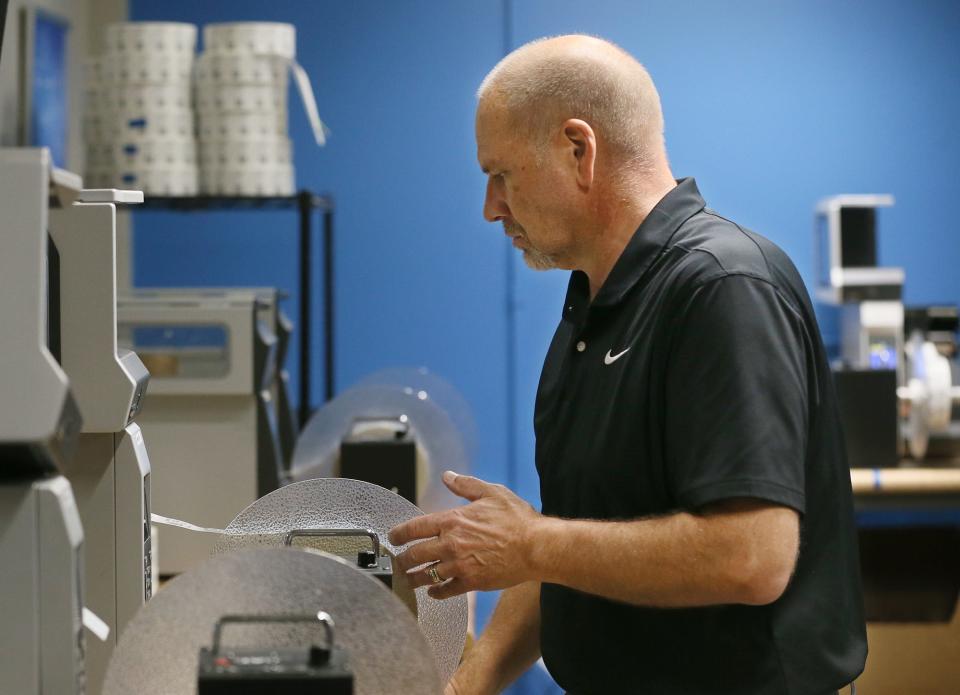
[[815, 194, 960, 465], [291, 368, 475, 512], [118, 288, 286, 574]]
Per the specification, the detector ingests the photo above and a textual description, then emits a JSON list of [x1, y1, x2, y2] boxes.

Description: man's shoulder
[[664, 207, 800, 294]]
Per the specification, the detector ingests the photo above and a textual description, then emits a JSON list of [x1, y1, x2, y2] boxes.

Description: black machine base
[[198, 646, 353, 694]]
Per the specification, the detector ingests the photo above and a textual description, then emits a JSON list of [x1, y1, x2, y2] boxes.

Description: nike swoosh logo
[[604, 348, 630, 365]]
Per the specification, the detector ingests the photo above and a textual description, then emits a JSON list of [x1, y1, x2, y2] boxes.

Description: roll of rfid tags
[[83, 21, 198, 195], [104, 21, 196, 56], [199, 166, 295, 197], [83, 110, 195, 143], [196, 111, 286, 140], [114, 167, 199, 197], [203, 22, 296, 60], [195, 21, 327, 196]]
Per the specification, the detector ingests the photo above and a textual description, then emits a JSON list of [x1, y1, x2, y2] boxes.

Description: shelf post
[[297, 190, 313, 428]]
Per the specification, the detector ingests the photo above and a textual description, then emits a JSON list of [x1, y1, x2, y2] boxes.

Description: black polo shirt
[[535, 178, 866, 694]]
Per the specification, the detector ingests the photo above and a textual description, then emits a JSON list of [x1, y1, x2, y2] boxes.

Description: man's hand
[[389, 471, 541, 599]]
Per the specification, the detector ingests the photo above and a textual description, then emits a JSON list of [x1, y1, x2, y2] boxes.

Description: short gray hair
[[477, 35, 665, 169]]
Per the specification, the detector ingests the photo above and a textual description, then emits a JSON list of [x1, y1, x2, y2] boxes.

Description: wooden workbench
[[851, 466, 960, 495], [849, 464, 960, 694]]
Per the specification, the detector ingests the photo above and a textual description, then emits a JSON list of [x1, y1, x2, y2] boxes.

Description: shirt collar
[[563, 177, 706, 322]]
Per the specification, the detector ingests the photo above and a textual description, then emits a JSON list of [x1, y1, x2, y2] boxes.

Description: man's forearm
[[527, 501, 798, 608], [450, 581, 542, 694]]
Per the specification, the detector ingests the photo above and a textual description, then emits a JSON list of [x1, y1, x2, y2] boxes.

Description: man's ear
[[562, 118, 596, 190]]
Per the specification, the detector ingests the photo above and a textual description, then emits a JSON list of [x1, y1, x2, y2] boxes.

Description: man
[[390, 35, 866, 694]]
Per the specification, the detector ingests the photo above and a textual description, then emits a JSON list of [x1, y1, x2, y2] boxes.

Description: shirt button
[[576, 340, 586, 352]]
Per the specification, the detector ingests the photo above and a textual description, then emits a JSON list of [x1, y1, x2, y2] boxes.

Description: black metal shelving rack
[[135, 190, 334, 427]]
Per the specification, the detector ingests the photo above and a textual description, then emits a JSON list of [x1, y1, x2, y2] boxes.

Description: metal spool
[[212, 477, 468, 683], [103, 548, 441, 695]]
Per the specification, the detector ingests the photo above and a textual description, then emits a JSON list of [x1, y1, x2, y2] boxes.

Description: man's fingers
[[427, 576, 469, 600], [388, 512, 444, 546], [394, 537, 445, 573], [443, 470, 494, 502]]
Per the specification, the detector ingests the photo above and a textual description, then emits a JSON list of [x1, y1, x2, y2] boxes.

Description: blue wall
[[129, 2, 960, 693]]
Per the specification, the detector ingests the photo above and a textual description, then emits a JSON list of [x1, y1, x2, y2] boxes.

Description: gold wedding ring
[[427, 566, 444, 584]]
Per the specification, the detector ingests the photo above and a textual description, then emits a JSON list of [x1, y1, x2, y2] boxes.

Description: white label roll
[[84, 109, 195, 143], [100, 52, 194, 86], [99, 84, 192, 114], [196, 111, 285, 140], [115, 166, 199, 196], [104, 22, 197, 56], [83, 57, 104, 86], [195, 53, 287, 87], [199, 138, 291, 168], [194, 84, 285, 114], [200, 165, 294, 196], [115, 138, 197, 168], [83, 166, 199, 196], [203, 22, 296, 60], [87, 140, 195, 170]]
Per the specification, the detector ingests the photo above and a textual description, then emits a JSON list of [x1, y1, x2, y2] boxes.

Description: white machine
[[117, 289, 285, 573], [816, 194, 960, 463], [816, 194, 905, 374], [0, 148, 87, 694], [49, 188, 154, 694], [123, 286, 297, 465]]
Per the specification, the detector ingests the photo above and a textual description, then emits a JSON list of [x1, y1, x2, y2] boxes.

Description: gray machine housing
[[0, 148, 88, 694], [49, 189, 155, 694]]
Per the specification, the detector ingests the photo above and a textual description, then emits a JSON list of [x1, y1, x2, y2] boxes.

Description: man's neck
[[583, 176, 677, 300]]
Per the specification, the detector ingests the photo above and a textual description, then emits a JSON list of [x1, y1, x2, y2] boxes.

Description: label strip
[[82, 607, 111, 642], [288, 59, 330, 146], [151, 513, 227, 535]]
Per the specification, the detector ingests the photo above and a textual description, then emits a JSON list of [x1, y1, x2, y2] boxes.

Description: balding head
[[477, 35, 665, 170]]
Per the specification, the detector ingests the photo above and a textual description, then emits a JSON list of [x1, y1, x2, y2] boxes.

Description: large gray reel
[[213, 477, 468, 683], [103, 548, 441, 695], [290, 367, 474, 512]]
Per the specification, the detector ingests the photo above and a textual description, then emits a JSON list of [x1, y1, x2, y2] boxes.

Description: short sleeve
[[665, 274, 808, 513]]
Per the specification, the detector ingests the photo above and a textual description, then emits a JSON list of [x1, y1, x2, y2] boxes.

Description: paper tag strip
[[82, 607, 111, 642], [288, 59, 330, 146], [151, 513, 228, 535]]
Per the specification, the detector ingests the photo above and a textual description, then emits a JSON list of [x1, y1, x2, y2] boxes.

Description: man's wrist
[[452, 639, 507, 695], [523, 514, 566, 584]]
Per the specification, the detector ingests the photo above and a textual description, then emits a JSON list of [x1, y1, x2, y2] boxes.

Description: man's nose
[[483, 178, 510, 222]]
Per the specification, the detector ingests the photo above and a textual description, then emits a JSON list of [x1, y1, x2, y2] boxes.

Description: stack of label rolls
[[195, 22, 296, 196], [83, 22, 198, 195]]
